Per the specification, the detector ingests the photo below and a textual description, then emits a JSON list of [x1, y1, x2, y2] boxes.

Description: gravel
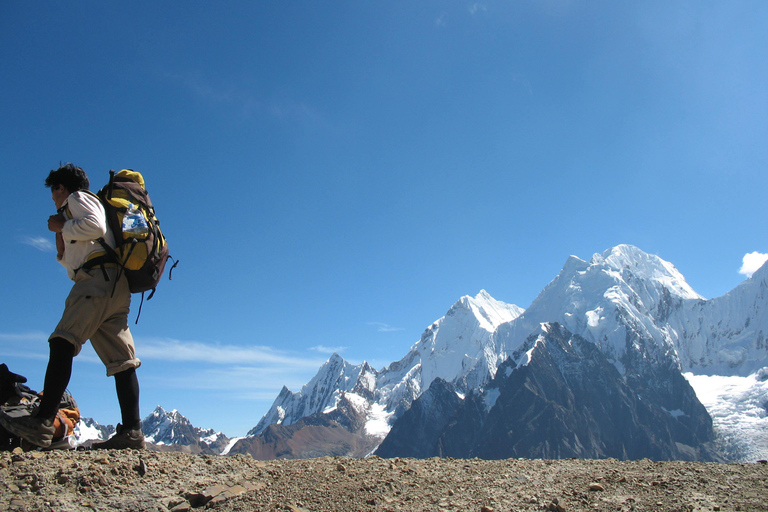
[[1, 448, 766, 511]]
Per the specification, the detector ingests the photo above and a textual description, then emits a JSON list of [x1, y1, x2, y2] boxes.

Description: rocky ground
[[1, 448, 766, 512]]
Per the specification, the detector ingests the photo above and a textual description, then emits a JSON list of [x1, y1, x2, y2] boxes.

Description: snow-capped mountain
[[249, 356, 379, 436], [242, 245, 767, 461], [385, 290, 525, 398], [143, 405, 200, 445], [76, 406, 229, 454], [495, 245, 700, 373], [74, 417, 114, 445], [498, 244, 766, 377], [143, 405, 229, 453]]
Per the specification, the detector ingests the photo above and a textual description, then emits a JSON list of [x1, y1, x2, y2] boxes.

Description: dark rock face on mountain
[[378, 323, 716, 461], [612, 313, 715, 451], [375, 378, 463, 458]]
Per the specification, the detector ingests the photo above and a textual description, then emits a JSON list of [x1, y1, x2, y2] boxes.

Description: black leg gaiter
[[36, 337, 75, 420], [114, 367, 141, 429]]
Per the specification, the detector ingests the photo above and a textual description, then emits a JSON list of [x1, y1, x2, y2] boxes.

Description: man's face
[[51, 184, 70, 210]]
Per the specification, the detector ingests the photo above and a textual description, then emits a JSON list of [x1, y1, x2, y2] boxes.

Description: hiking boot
[[92, 423, 145, 450], [0, 409, 54, 448]]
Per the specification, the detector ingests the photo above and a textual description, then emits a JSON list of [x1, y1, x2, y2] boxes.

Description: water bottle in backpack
[[122, 203, 149, 238]]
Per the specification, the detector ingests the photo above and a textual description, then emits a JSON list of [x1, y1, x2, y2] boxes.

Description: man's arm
[[56, 232, 65, 261], [46, 214, 66, 262], [59, 192, 107, 241]]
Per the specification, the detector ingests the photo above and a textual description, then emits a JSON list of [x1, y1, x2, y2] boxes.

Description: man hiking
[[0, 163, 145, 449]]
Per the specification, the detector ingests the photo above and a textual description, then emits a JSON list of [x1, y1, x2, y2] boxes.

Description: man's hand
[[48, 213, 66, 233]]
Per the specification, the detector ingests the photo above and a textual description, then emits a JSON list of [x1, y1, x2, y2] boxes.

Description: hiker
[[0, 164, 145, 449]]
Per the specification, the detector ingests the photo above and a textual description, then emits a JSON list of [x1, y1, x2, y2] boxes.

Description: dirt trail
[[1, 449, 766, 511]]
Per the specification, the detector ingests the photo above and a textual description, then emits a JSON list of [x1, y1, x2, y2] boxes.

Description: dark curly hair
[[44, 163, 90, 193]]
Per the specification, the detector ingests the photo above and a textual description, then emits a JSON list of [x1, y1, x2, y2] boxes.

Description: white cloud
[[1, 332, 327, 386], [146, 365, 310, 396], [19, 236, 54, 252], [0, 331, 50, 361], [133, 337, 328, 400], [0, 332, 49, 343], [368, 322, 404, 333], [738, 252, 768, 278], [309, 345, 346, 355], [165, 71, 326, 127], [468, 3, 487, 15], [138, 337, 325, 368]]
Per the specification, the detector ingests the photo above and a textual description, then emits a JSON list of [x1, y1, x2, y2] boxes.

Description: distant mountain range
[[231, 245, 767, 461], [78, 245, 768, 461]]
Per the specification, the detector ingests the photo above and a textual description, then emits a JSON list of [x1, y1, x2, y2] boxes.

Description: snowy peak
[[453, 290, 525, 332], [500, 245, 711, 373], [300, 353, 376, 414], [74, 417, 114, 444], [249, 354, 378, 435], [418, 289, 523, 359], [379, 320, 715, 460], [595, 244, 702, 301], [142, 405, 227, 450], [406, 290, 524, 394], [502, 244, 768, 377], [143, 405, 194, 445], [150, 405, 189, 425]]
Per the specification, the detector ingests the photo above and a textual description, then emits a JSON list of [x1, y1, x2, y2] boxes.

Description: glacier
[[685, 370, 768, 461]]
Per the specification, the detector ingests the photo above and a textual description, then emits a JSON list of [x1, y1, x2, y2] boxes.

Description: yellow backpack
[[85, 169, 178, 321]]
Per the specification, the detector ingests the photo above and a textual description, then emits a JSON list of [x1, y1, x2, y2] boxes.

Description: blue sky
[[1, 1, 766, 437]]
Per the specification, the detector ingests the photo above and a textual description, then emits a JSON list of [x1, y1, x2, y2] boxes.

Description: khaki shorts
[[50, 267, 141, 377]]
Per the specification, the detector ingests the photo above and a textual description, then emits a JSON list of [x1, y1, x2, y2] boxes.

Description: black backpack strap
[[134, 291, 148, 324], [168, 256, 179, 280]]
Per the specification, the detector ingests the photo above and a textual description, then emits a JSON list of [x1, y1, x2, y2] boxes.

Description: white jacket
[[58, 191, 117, 280]]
